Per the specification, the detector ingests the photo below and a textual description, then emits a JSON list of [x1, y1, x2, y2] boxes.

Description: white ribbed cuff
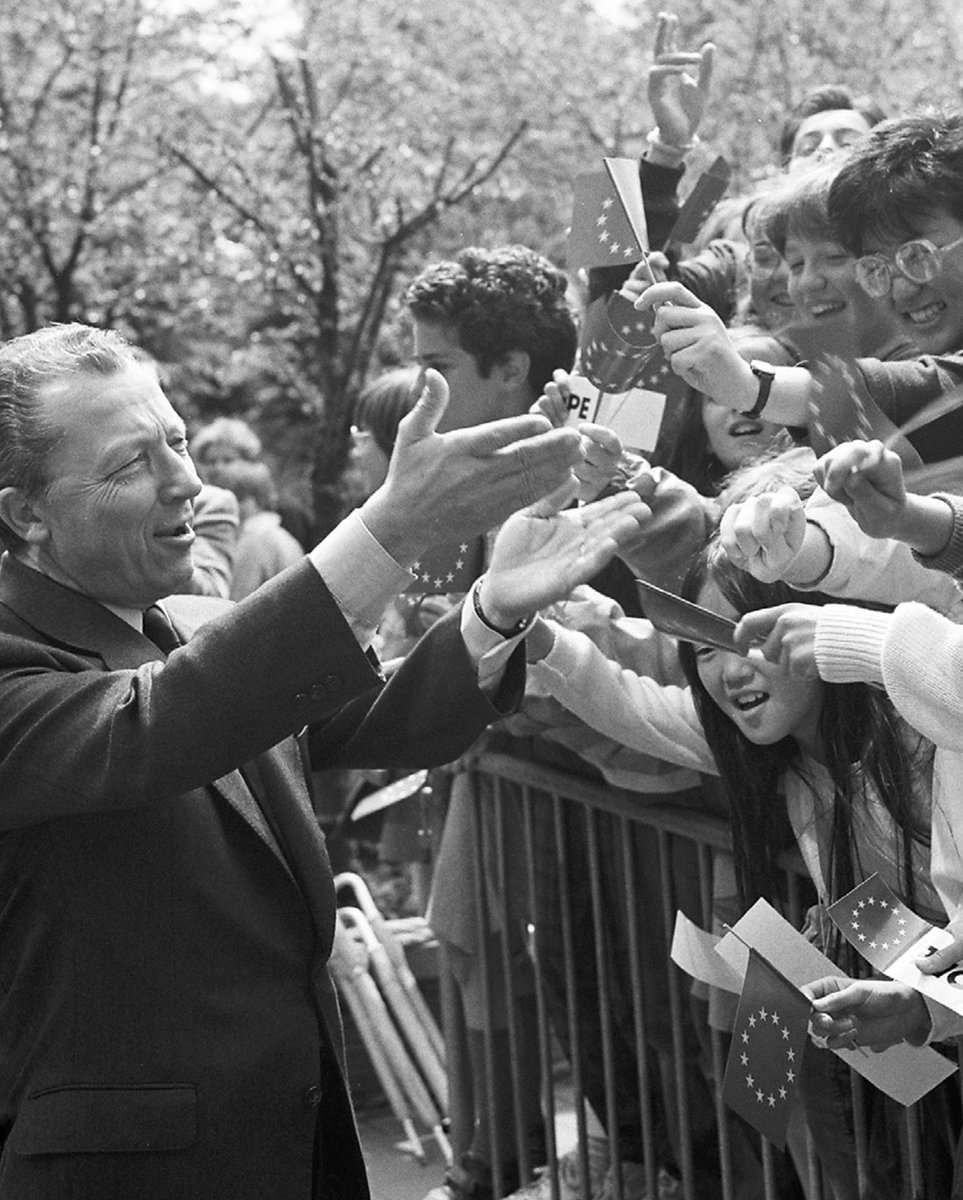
[[813, 604, 890, 685]]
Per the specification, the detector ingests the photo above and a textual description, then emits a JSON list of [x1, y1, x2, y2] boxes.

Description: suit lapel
[[0, 555, 312, 897], [241, 744, 337, 956]]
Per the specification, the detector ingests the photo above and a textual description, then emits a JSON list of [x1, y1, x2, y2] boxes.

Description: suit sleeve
[[0, 562, 379, 827], [307, 602, 526, 769]]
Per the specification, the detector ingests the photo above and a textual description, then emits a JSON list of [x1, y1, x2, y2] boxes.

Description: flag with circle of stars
[[404, 534, 485, 598], [578, 290, 688, 405], [826, 874, 935, 974], [721, 948, 810, 1150], [567, 158, 649, 272], [805, 354, 923, 470]]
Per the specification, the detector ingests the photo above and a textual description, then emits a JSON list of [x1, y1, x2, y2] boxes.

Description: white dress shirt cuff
[[309, 509, 414, 647], [460, 578, 530, 693]]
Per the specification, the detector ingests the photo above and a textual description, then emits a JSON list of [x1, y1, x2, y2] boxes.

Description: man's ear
[[498, 349, 532, 395], [0, 486, 50, 544]]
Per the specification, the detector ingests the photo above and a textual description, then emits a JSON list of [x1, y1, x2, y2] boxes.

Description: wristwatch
[[747, 360, 777, 418]]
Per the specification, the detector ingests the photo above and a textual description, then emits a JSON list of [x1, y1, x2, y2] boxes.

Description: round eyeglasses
[[854, 233, 963, 298]]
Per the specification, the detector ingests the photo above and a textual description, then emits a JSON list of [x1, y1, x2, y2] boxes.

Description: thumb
[[397, 367, 448, 442], [916, 919, 963, 976]]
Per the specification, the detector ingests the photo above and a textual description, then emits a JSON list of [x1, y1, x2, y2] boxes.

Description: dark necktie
[[142, 605, 180, 655]]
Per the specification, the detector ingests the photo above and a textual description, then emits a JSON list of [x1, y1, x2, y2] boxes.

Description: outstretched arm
[[645, 12, 715, 167], [814, 439, 955, 556]]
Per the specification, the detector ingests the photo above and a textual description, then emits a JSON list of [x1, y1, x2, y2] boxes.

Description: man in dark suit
[[0, 322, 644, 1199]]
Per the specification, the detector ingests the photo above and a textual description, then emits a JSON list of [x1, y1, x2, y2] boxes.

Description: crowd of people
[[2, 9, 963, 1200]]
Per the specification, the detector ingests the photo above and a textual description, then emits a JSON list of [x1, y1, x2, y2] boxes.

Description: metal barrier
[[433, 750, 963, 1200]]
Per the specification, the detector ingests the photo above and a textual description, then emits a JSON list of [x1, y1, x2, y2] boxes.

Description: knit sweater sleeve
[[815, 601, 963, 750], [525, 620, 717, 775], [912, 493, 963, 579]]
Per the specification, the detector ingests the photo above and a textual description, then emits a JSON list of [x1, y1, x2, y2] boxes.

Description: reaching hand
[[647, 12, 715, 152], [480, 484, 649, 624], [635, 281, 754, 403], [733, 602, 821, 677], [362, 368, 582, 565], [804, 976, 931, 1052], [814, 440, 908, 539], [719, 486, 807, 582], [533, 373, 626, 501]]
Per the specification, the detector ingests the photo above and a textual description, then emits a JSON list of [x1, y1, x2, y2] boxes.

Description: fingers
[[652, 10, 672, 58], [916, 919, 963, 975], [580, 421, 622, 459], [719, 488, 804, 581], [814, 440, 885, 498], [525, 478, 581, 519], [626, 463, 658, 502], [508, 427, 583, 507], [454, 411, 558, 455], [580, 490, 649, 530], [534, 371, 573, 428], [634, 280, 703, 313], [732, 605, 787, 655], [400, 367, 449, 440]]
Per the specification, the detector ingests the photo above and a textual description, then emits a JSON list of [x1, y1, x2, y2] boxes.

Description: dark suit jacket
[[0, 554, 522, 1200]]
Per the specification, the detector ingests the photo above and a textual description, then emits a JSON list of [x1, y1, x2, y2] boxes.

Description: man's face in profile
[[412, 318, 524, 433], [25, 362, 202, 609]]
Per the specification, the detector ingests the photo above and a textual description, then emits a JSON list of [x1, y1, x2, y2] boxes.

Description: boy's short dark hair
[[403, 245, 577, 396], [827, 111, 963, 255], [778, 84, 886, 166]]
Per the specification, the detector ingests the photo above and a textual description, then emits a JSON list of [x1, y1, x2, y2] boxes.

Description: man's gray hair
[[0, 324, 136, 550]]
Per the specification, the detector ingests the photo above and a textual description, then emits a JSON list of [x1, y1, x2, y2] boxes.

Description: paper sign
[[671, 910, 743, 994], [562, 372, 665, 452], [715, 899, 957, 1107]]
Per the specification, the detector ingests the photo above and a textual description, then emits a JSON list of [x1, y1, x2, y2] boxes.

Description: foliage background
[[2, 0, 962, 532]]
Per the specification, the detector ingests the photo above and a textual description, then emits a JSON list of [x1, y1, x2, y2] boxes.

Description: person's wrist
[[904, 494, 955, 558], [785, 520, 835, 588], [359, 488, 427, 567], [905, 992, 934, 1046], [475, 575, 534, 636], [722, 357, 759, 413], [645, 127, 696, 168]]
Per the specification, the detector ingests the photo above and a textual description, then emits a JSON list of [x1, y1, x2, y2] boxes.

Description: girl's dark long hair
[[677, 546, 930, 931]]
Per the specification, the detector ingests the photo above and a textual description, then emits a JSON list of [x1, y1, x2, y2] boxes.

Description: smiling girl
[[487, 527, 955, 1197]]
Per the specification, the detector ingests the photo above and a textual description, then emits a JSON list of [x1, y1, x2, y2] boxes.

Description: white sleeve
[[526, 621, 718, 775], [803, 489, 963, 615]]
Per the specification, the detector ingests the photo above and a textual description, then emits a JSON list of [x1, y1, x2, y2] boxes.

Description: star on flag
[[577, 290, 687, 406], [405, 535, 485, 598], [568, 158, 649, 271], [826, 875, 935, 974], [721, 948, 810, 1149]]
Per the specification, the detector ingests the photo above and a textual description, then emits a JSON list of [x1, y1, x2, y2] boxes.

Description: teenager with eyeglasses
[[633, 111, 963, 462]]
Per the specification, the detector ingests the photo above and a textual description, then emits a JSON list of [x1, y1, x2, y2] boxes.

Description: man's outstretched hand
[[362, 368, 583, 564]]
